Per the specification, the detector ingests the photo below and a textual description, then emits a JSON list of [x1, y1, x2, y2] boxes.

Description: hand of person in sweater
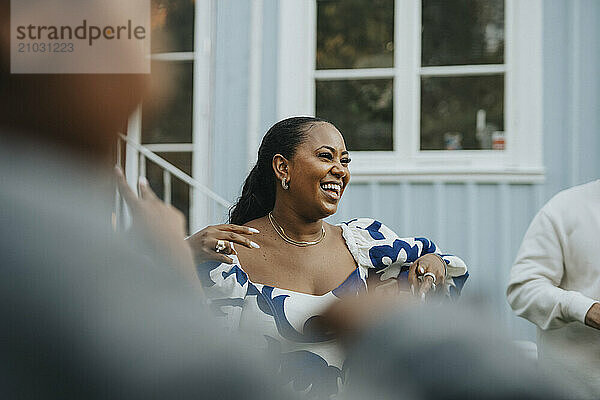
[[584, 303, 600, 330]]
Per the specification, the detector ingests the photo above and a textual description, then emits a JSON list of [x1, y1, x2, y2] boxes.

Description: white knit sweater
[[507, 180, 600, 396]]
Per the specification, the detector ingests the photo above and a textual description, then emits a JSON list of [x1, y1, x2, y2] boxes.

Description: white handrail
[[119, 133, 232, 209], [163, 170, 172, 205]]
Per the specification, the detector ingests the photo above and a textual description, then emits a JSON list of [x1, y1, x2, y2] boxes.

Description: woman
[[188, 117, 468, 398]]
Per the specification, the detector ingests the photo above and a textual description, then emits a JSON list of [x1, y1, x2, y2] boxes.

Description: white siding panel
[[407, 183, 437, 238], [443, 184, 470, 265]]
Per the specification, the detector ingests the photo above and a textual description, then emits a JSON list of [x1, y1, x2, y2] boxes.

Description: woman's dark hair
[[229, 116, 327, 225]]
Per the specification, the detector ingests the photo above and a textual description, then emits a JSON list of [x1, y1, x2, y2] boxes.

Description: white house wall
[[212, 0, 252, 216], [210, 0, 600, 341]]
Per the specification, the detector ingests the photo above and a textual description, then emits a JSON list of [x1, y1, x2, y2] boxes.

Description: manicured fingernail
[[250, 241, 260, 249], [411, 285, 415, 295], [248, 228, 260, 233], [139, 176, 148, 186], [419, 266, 425, 274]]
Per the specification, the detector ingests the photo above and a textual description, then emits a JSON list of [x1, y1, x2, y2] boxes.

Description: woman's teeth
[[321, 183, 341, 195]]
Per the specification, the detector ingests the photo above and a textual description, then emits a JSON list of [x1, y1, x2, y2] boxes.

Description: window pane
[[146, 152, 191, 231], [151, 0, 194, 53], [422, 0, 504, 66], [420, 75, 504, 150], [142, 62, 193, 143], [158, 151, 192, 175], [316, 0, 394, 69], [316, 79, 393, 151]]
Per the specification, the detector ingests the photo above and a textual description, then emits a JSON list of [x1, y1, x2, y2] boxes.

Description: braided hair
[[228, 116, 327, 225]]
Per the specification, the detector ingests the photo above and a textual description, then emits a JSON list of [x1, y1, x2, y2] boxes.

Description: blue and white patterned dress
[[197, 218, 469, 398]]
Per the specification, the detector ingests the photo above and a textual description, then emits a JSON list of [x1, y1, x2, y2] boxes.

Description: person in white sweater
[[507, 180, 600, 397]]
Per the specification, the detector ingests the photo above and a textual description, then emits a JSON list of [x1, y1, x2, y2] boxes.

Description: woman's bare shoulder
[[324, 222, 344, 236], [242, 215, 268, 230]]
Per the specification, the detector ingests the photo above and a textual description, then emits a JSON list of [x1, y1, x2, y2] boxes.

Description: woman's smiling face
[[286, 122, 351, 219]]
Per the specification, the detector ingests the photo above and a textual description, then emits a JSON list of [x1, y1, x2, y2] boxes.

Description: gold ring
[[422, 272, 437, 284]]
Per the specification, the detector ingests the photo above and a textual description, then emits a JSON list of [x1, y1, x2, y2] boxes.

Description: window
[[278, 0, 543, 180], [126, 0, 214, 230], [316, 0, 394, 152], [419, 0, 504, 151]]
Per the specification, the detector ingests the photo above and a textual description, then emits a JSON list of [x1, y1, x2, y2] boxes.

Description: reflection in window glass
[[316, 79, 393, 151], [317, 0, 394, 69], [142, 62, 193, 144], [422, 0, 504, 66], [151, 0, 194, 53], [420, 75, 504, 150], [146, 152, 191, 232]]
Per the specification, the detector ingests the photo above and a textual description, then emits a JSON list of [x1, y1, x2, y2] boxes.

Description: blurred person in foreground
[[0, 1, 282, 398], [507, 180, 600, 398], [186, 116, 469, 398], [330, 301, 576, 400]]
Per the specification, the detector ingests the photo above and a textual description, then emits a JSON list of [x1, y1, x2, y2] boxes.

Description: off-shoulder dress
[[197, 218, 469, 398]]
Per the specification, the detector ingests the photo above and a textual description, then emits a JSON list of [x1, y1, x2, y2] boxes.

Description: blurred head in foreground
[[0, 1, 284, 399], [343, 303, 577, 400], [0, 0, 170, 161]]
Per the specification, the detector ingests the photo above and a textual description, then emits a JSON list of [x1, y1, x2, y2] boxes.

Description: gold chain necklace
[[268, 212, 326, 247]]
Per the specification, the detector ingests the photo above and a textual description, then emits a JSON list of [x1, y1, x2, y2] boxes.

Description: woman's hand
[[408, 253, 447, 300], [186, 224, 260, 265]]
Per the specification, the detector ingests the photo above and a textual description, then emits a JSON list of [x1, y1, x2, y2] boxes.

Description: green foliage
[[142, 62, 193, 144], [420, 75, 504, 150], [317, 79, 393, 151], [422, 0, 504, 66], [151, 0, 194, 53], [317, 0, 394, 69]]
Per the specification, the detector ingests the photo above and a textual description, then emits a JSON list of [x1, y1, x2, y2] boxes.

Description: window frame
[[126, 0, 215, 230], [277, 0, 544, 182]]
